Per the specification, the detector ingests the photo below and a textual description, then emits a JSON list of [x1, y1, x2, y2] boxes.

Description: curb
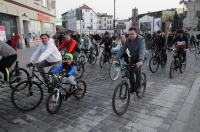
[[169, 74, 200, 132]]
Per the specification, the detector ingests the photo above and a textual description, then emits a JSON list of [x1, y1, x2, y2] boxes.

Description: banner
[[0, 26, 6, 41], [154, 18, 162, 32]]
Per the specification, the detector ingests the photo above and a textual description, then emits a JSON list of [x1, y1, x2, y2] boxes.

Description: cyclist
[[51, 53, 77, 86], [30, 34, 62, 90], [99, 31, 113, 62], [58, 34, 77, 54], [170, 29, 189, 64], [0, 40, 17, 81], [154, 31, 167, 66], [114, 27, 146, 93]]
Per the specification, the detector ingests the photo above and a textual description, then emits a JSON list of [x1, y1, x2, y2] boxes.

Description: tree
[[171, 11, 183, 32]]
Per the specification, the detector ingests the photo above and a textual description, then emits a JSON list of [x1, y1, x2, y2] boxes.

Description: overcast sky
[[56, 0, 183, 19]]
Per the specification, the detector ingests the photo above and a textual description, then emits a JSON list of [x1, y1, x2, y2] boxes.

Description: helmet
[[64, 53, 73, 61]]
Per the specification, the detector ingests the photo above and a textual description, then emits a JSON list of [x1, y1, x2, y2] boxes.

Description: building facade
[[0, 0, 56, 48], [183, 0, 200, 30], [62, 4, 113, 34]]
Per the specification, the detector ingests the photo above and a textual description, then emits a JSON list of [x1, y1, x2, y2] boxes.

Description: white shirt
[[30, 38, 62, 63]]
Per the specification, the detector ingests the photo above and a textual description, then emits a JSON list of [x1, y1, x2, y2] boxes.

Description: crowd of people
[[1, 27, 200, 95]]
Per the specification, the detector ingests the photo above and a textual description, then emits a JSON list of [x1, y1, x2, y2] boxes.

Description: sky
[[56, 0, 183, 19]]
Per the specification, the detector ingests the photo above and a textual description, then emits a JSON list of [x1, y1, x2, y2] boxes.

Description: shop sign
[[37, 13, 50, 22], [0, 26, 6, 41]]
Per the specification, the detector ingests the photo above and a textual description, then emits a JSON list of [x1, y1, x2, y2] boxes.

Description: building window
[[99, 26, 101, 29], [99, 21, 101, 24], [41, 0, 47, 7], [91, 19, 93, 23], [91, 25, 93, 29], [104, 18, 106, 21], [107, 21, 109, 24], [91, 13, 93, 16], [104, 23, 106, 27], [83, 24, 85, 29], [82, 12, 84, 16]]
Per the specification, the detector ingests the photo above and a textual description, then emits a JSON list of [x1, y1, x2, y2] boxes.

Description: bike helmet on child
[[64, 53, 73, 61]]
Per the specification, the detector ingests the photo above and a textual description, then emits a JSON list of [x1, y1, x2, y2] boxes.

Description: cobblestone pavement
[[0, 48, 200, 132]]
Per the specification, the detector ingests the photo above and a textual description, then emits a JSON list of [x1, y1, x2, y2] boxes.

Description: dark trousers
[[177, 49, 186, 62], [0, 54, 17, 81], [129, 67, 141, 90]]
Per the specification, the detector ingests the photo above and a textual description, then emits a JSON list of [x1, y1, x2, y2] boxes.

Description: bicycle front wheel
[[112, 81, 130, 116], [195, 48, 200, 59], [46, 90, 62, 114], [9, 68, 30, 89], [76, 62, 84, 79], [100, 54, 105, 68], [109, 64, 121, 81], [11, 80, 43, 112], [149, 56, 159, 73], [169, 60, 175, 79]]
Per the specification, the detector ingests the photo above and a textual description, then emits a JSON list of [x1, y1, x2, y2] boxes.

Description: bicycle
[[112, 64, 146, 115], [78, 49, 97, 65], [149, 49, 165, 73], [11, 64, 56, 111], [0, 61, 30, 89], [169, 48, 186, 78], [46, 75, 86, 114]]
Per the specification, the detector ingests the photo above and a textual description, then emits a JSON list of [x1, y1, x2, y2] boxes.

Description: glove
[[27, 63, 33, 67]]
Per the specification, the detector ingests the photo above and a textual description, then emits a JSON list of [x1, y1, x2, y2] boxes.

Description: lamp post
[[114, 0, 116, 35]]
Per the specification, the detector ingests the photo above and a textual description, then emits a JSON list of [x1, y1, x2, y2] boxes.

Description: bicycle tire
[[11, 80, 43, 112], [88, 53, 97, 65], [149, 56, 159, 73], [169, 60, 175, 78], [112, 81, 130, 116], [109, 64, 120, 81], [74, 80, 86, 100], [9, 68, 30, 89], [100, 54, 105, 68], [136, 73, 147, 98], [76, 62, 84, 79], [46, 90, 62, 114]]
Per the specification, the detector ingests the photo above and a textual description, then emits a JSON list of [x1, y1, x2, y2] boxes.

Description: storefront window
[[0, 13, 17, 40], [29, 20, 41, 42]]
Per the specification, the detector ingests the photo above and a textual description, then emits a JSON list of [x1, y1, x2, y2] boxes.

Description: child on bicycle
[[51, 53, 77, 86]]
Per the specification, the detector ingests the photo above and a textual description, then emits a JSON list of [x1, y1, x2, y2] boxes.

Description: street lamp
[[114, 0, 116, 35]]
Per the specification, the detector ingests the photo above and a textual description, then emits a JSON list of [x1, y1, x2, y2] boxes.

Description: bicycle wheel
[[112, 81, 130, 115], [180, 60, 186, 73], [136, 73, 147, 98], [100, 54, 105, 68], [109, 64, 121, 81], [11, 80, 43, 111], [169, 60, 175, 78], [46, 89, 62, 114], [9, 68, 30, 89], [88, 53, 97, 65], [79, 55, 86, 64], [75, 62, 84, 79], [74, 80, 86, 100], [149, 56, 159, 73]]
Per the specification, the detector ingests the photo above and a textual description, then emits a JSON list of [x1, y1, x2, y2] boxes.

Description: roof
[[97, 13, 113, 17], [78, 4, 92, 10]]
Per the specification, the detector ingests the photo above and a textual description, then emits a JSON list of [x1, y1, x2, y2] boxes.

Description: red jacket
[[11, 34, 20, 51], [58, 38, 76, 53]]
